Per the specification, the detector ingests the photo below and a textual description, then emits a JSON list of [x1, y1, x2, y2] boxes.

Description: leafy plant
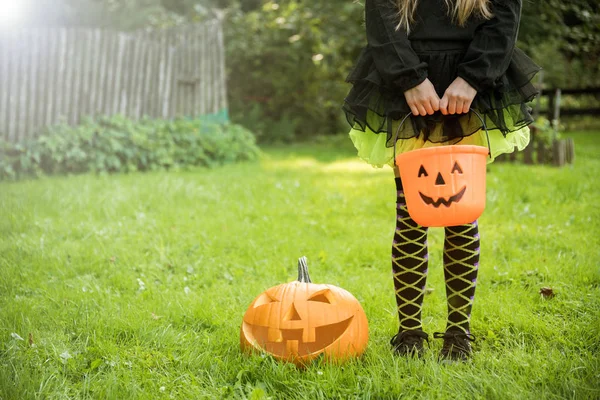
[[0, 116, 260, 180]]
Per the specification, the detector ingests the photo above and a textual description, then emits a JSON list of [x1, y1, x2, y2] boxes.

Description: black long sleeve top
[[366, 0, 522, 93]]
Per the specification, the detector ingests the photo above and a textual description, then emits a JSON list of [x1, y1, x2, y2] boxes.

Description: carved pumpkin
[[240, 257, 369, 365], [395, 145, 488, 227]]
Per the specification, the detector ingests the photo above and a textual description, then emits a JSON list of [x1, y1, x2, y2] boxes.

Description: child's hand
[[404, 79, 440, 116], [440, 77, 477, 115]]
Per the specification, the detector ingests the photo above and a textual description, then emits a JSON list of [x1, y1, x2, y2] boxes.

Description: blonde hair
[[395, 0, 493, 32]]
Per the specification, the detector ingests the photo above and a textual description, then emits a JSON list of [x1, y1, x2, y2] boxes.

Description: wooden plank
[[30, 29, 45, 140], [55, 28, 69, 123], [78, 29, 93, 122], [71, 28, 85, 125], [540, 87, 600, 96], [35, 27, 47, 132], [552, 139, 566, 167], [0, 34, 11, 140], [5, 32, 19, 141], [7, 31, 18, 141], [552, 88, 561, 140], [142, 39, 154, 117], [192, 25, 201, 117], [30, 29, 42, 140], [45, 27, 59, 127], [162, 34, 174, 119], [128, 36, 142, 119], [103, 32, 117, 116], [95, 30, 110, 117], [87, 29, 101, 119], [173, 33, 181, 118], [168, 29, 179, 118], [198, 24, 206, 116], [112, 33, 127, 116], [195, 25, 203, 117], [147, 41, 159, 118], [565, 138, 575, 165], [157, 32, 165, 118], [184, 28, 193, 117], [156, 30, 167, 118], [119, 36, 132, 116], [63, 28, 76, 124], [212, 21, 221, 115], [557, 108, 600, 117], [188, 26, 196, 118], [132, 37, 146, 119], [16, 30, 28, 143], [184, 28, 192, 116], [210, 23, 218, 114], [217, 20, 228, 116], [21, 30, 32, 141], [154, 40, 164, 118]]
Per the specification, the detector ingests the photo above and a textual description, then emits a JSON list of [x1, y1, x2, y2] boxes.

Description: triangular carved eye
[[308, 290, 332, 304], [451, 162, 463, 174], [418, 165, 428, 178], [253, 292, 278, 308], [284, 304, 302, 321]]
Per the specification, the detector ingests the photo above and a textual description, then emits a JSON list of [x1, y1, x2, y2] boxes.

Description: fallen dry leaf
[[539, 287, 555, 299]]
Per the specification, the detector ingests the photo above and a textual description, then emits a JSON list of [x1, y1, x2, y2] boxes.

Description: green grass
[[1, 132, 599, 399]]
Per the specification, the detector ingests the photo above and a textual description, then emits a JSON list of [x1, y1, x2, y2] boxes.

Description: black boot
[[433, 331, 476, 362], [390, 329, 429, 357]]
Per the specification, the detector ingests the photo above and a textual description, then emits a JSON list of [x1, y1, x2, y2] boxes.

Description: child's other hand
[[404, 79, 440, 116], [440, 77, 477, 115]]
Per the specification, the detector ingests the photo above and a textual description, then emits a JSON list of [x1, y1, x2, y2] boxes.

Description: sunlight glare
[[0, 0, 28, 28]]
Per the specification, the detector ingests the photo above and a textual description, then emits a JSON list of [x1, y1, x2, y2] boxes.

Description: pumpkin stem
[[297, 256, 312, 283]]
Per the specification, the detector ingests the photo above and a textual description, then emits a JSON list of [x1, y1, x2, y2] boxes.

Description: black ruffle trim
[[343, 47, 541, 146]]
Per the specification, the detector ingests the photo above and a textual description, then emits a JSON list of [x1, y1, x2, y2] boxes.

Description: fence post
[[552, 88, 561, 137], [565, 138, 575, 165], [553, 139, 566, 167], [551, 89, 565, 167]]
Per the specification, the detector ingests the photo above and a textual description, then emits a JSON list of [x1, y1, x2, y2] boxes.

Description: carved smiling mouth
[[419, 186, 466, 208], [242, 316, 354, 357]]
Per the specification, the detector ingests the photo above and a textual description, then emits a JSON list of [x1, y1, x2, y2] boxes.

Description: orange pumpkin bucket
[[394, 110, 491, 227]]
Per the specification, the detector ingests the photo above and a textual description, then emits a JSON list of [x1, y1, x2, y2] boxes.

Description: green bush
[[0, 116, 261, 180], [224, 1, 363, 141]]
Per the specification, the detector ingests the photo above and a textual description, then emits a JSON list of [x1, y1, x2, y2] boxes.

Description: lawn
[[1, 132, 599, 399]]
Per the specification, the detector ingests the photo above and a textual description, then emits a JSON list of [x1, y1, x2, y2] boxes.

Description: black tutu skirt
[[342, 41, 542, 148]]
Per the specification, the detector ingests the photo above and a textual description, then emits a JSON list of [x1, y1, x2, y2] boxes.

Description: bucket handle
[[392, 108, 492, 165]]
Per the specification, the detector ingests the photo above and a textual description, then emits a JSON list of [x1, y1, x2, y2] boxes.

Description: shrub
[[224, 1, 363, 141], [0, 116, 260, 180]]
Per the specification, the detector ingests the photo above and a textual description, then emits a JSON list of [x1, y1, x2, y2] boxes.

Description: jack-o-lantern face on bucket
[[395, 145, 488, 227], [240, 257, 368, 365], [417, 161, 466, 208]]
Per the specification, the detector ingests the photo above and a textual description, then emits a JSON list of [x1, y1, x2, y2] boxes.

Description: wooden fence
[[0, 20, 228, 144], [540, 87, 600, 118]]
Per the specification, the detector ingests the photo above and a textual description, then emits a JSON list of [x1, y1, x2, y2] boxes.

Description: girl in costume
[[343, 0, 540, 360]]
